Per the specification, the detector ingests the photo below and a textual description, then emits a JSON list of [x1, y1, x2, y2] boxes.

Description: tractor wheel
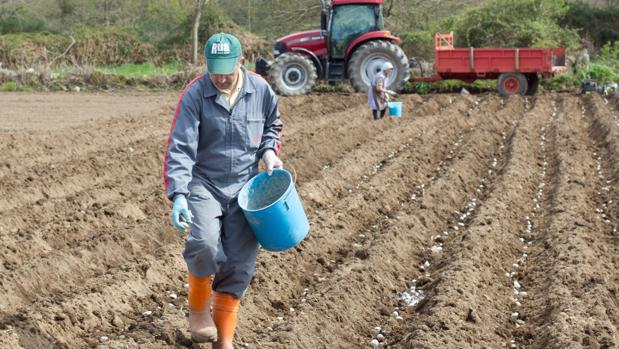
[[268, 53, 317, 96], [497, 73, 528, 96], [348, 40, 410, 93], [525, 74, 540, 96]]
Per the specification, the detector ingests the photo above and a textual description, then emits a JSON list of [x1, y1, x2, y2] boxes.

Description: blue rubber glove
[[171, 194, 193, 233]]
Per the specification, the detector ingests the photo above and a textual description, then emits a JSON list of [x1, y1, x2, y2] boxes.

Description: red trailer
[[415, 33, 567, 96]]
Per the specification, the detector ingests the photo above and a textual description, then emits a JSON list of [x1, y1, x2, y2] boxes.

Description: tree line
[[1, 0, 618, 67]]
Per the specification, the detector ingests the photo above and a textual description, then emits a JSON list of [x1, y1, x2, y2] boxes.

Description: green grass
[[96, 62, 186, 77], [47, 62, 193, 79], [404, 79, 497, 94], [96, 61, 256, 76], [0, 82, 19, 92]]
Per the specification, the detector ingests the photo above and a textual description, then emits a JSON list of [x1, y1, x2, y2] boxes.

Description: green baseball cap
[[205, 33, 242, 74]]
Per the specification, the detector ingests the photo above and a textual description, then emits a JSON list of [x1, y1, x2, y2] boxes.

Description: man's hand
[[262, 149, 283, 176], [171, 194, 193, 233]]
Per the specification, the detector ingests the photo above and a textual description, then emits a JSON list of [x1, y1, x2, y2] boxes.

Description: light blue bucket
[[388, 101, 403, 117], [238, 169, 309, 252]]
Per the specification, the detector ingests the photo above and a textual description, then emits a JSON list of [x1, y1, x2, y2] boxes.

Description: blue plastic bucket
[[238, 169, 309, 252], [388, 101, 403, 117]]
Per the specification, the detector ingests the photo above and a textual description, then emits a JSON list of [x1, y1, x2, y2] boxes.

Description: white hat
[[382, 61, 394, 71]]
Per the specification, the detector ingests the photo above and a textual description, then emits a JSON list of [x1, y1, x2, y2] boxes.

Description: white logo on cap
[[211, 42, 231, 55]]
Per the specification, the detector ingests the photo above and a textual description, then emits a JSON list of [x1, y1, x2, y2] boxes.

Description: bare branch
[[48, 35, 76, 68]]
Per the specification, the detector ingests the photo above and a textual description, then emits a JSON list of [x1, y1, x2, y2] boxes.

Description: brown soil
[[0, 91, 617, 349]]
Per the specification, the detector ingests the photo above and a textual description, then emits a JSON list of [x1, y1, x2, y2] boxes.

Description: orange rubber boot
[[188, 273, 217, 343], [212, 292, 241, 349]]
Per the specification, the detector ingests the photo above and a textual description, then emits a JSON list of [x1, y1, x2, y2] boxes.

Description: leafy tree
[[446, 0, 579, 49], [0, 1, 47, 33], [562, 1, 619, 50]]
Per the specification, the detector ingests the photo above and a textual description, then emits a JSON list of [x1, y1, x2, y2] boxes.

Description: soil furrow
[[0, 94, 479, 348], [0, 95, 447, 317], [96, 95, 492, 348], [518, 96, 619, 348], [235, 97, 521, 348], [0, 93, 354, 177], [0, 99, 363, 213], [385, 96, 548, 349], [583, 95, 619, 237], [0, 94, 440, 273], [0, 104, 175, 179], [2, 93, 616, 349]]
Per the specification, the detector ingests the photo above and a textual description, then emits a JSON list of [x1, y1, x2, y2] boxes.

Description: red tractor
[[256, 0, 410, 96]]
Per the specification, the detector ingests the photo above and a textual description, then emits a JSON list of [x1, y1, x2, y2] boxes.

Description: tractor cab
[[323, 0, 385, 60], [258, 0, 409, 96]]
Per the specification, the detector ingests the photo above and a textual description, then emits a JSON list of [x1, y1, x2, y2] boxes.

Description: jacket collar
[[203, 67, 256, 99]]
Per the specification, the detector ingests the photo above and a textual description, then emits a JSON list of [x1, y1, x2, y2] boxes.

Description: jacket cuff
[[258, 146, 276, 159], [167, 187, 189, 201]]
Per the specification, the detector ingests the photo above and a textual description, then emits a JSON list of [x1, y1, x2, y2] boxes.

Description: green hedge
[[0, 26, 156, 69], [563, 1, 619, 49], [446, 0, 580, 49], [399, 31, 434, 61]]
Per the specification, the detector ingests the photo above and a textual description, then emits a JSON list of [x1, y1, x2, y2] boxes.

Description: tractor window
[[330, 5, 380, 59]]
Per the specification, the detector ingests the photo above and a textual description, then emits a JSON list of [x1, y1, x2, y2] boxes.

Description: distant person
[[573, 47, 590, 73], [368, 61, 398, 120], [164, 32, 283, 349]]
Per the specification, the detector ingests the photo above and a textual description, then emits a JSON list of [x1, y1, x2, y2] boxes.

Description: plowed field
[[0, 92, 617, 349]]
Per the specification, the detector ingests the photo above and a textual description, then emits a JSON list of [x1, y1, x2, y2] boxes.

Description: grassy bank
[[0, 63, 202, 92]]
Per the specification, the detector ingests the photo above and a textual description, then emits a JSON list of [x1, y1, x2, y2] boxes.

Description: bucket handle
[[282, 164, 297, 210], [265, 164, 297, 184], [287, 163, 298, 186]]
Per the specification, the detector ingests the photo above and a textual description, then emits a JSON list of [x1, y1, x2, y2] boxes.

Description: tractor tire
[[268, 53, 317, 96], [348, 40, 410, 93], [497, 73, 528, 97], [525, 74, 540, 96]]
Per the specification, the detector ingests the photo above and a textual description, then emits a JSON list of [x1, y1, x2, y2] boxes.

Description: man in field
[[164, 32, 283, 348]]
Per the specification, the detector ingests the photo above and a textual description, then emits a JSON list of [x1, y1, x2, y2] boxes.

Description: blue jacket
[[164, 69, 282, 200]]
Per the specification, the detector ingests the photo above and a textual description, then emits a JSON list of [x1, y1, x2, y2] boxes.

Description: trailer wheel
[[525, 75, 539, 96], [497, 73, 528, 96]]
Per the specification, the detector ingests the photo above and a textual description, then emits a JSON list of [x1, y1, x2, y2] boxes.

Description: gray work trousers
[[184, 180, 260, 298]]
